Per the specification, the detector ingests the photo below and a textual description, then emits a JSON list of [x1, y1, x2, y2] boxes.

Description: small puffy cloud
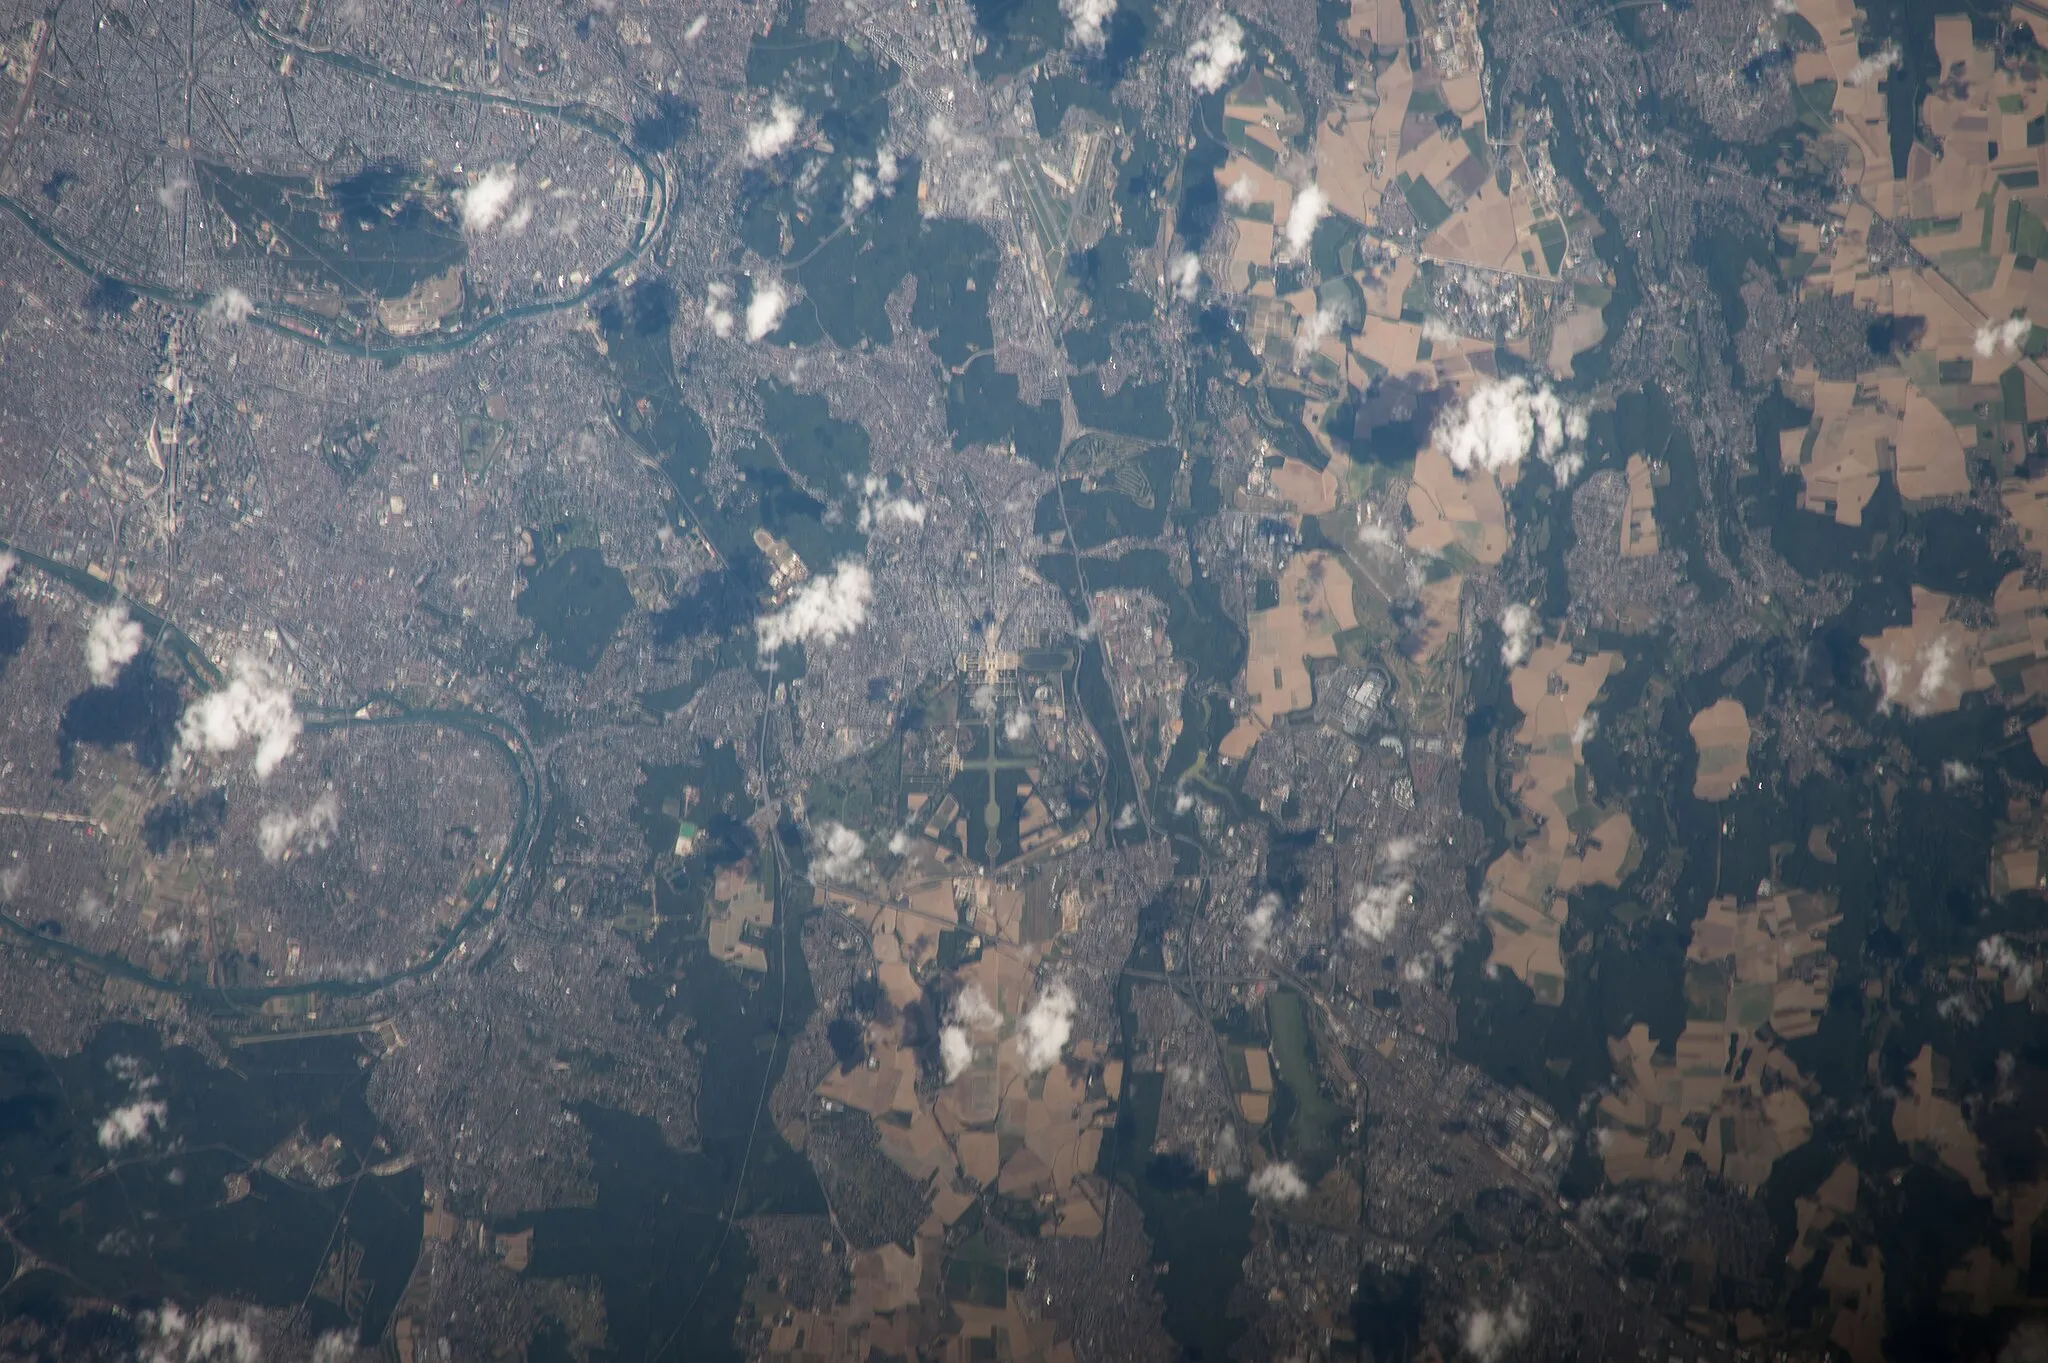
[[1572, 710, 1598, 745], [203, 288, 254, 324], [1462, 1293, 1531, 1363], [1004, 708, 1033, 742], [1844, 41, 1900, 87], [1871, 635, 1958, 716], [941, 1026, 974, 1081], [704, 283, 735, 338], [1172, 251, 1202, 301], [1019, 980, 1077, 1072], [1187, 13, 1246, 94], [1980, 935, 2037, 994], [847, 170, 879, 213], [1498, 603, 1537, 668], [1976, 316, 2031, 358], [1113, 803, 1139, 830], [1944, 760, 1979, 786], [887, 830, 911, 855], [1435, 376, 1588, 483], [1225, 174, 1254, 207], [859, 476, 926, 531], [85, 604, 145, 685], [745, 278, 789, 341], [1282, 183, 1328, 257], [1349, 878, 1412, 943], [1245, 891, 1281, 953], [185, 1319, 261, 1363], [814, 821, 866, 881], [952, 982, 1003, 1032], [1061, 0, 1116, 52], [1382, 836, 1418, 867], [1248, 1161, 1309, 1201], [98, 1099, 168, 1150], [755, 560, 873, 657], [179, 655, 301, 779], [745, 97, 803, 161], [0, 550, 16, 588], [459, 167, 519, 232], [683, 13, 707, 39], [1292, 304, 1344, 368], [258, 790, 339, 862]]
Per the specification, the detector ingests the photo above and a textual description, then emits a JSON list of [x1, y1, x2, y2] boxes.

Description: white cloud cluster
[[814, 821, 866, 881], [1186, 13, 1246, 94], [1572, 710, 1599, 745], [704, 283, 735, 338], [85, 603, 144, 685], [745, 97, 803, 161], [182, 1319, 262, 1363], [1844, 41, 1901, 87], [745, 278, 790, 341], [1225, 174, 1254, 207], [1499, 602, 1538, 668], [859, 475, 926, 531], [459, 167, 519, 232], [1004, 708, 1033, 742], [97, 1056, 166, 1152], [1248, 1160, 1309, 1201], [203, 288, 254, 324], [1282, 183, 1328, 257], [258, 790, 340, 862], [1292, 304, 1344, 368], [755, 560, 873, 657], [1172, 251, 1202, 301], [1976, 316, 2031, 358], [846, 146, 902, 215], [0, 550, 16, 588], [1061, 0, 1116, 52], [2001, 1317, 2048, 1363], [940, 983, 1004, 1081], [1019, 980, 1077, 1073], [1349, 877, 1413, 943], [1462, 1293, 1530, 1363], [1871, 635, 1957, 716], [1435, 376, 1589, 483], [1245, 891, 1281, 954], [1980, 935, 2037, 995], [179, 655, 301, 779]]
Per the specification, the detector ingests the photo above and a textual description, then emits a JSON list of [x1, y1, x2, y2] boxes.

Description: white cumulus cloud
[[814, 821, 866, 881], [859, 476, 926, 531], [258, 790, 339, 862], [1435, 376, 1588, 483], [98, 1100, 168, 1151], [1248, 1161, 1309, 1201], [941, 1026, 974, 1081], [459, 167, 519, 232], [745, 278, 789, 342], [1463, 1293, 1531, 1362], [1019, 980, 1077, 1073], [1245, 891, 1281, 953], [1061, 0, 1116, 52], [1187, 13, 1246, 94], [1980, 935, 2037, 994], [755, 560, 873, 657], [1844, 41, 1900, 87], [1499, 602, 1537, 668], [179, 655, 301, 779], [745, 97, 803, 161], [704, 283, 736, 338], [1004, 708, 1033, 742], [203, 288, 254, 324], [1975, 316, 2031, 358], [1282, 183, 1328, 257], [1172, 251, 1203, 301], [952, 982, 1003, 1031], [1350, 878, 1413, 943], [85, 604, 144, 685], [1292, 304, 1344, 368], [0, 551, 16, 589]]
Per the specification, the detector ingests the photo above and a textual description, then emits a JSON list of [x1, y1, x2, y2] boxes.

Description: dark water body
[[0, 1024, 421, 1346], [56, 655, 183, 777]]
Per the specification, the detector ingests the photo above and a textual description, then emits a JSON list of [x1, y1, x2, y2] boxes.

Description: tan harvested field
[[1597, 891, 1840, 1191], [1688, 698, 1750, 801], [1620, 453, 1659, 557], [1243, 550, 1359, 726]]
